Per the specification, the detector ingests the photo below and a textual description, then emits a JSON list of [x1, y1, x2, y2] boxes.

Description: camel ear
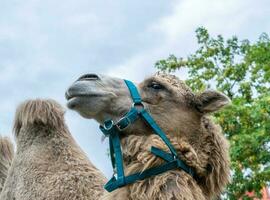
[[196, 90, 231, 113]]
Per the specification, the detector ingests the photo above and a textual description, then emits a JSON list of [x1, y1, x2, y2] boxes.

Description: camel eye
[[148, 82, 164, 90]]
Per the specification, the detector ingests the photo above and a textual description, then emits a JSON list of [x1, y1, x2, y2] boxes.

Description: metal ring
[[133, 102, 144, 111], [103, 120, 114, 130]]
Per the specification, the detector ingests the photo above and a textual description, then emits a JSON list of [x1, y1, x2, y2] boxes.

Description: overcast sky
[[0, 0, 269, 177]]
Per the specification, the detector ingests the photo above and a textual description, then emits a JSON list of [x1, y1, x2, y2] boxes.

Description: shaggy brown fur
[[0, 99, 107, 200], [0, 136, 14, 193], [102, 135, 207, 200], [102, 74, 230, 200]]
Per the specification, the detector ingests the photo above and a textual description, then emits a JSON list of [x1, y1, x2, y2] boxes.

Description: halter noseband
[[99, 80, 196, 192]]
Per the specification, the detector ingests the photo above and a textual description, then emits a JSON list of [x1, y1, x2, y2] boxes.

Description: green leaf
[[155, 28, 270, 199]]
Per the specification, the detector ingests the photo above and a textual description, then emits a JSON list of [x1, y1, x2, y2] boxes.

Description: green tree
[[156, 27, 270, 200]]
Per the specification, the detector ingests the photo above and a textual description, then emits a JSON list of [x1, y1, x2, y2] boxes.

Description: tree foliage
[[156, 27, 270, 199]]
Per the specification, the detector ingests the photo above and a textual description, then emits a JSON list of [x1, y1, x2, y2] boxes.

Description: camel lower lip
[[66, 94, 103, 109], [66, 94, 102, 100], [67, 96, 77, 102], [67, 97, 79, 109]]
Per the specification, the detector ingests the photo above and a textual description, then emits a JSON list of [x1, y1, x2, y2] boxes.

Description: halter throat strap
[[99, 79, 196, 192]]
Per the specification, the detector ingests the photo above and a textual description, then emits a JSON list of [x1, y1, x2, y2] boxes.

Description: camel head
[[66, 73, 231, 199], [65, 73, 230, 138]]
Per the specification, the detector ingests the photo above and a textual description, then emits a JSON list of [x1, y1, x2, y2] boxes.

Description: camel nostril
[[78, 73, 100, 81]]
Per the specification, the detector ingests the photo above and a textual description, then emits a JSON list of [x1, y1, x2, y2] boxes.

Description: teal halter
[[100, 80, 196, 192]]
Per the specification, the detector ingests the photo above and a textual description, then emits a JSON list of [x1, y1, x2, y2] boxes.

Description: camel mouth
[[65, 93, 104, 110], [66, 93, 102, 101], [66, 96, 80, 109]]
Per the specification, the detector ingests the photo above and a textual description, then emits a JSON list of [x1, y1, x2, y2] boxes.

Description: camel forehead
[[153, 73, 193, 95]]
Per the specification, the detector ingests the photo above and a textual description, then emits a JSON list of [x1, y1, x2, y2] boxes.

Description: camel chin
[[67, 95, 105, 119]]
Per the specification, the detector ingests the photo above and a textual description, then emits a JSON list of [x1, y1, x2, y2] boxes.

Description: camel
[[0, 136, 14, 193], [66, 72, 231, 200], [0, 99, 107, 200]]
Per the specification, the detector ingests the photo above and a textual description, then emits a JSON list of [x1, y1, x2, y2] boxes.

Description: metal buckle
[[103, 120, 114, 131], [116, 117, 131, 131], [133, 102, 144, 112]]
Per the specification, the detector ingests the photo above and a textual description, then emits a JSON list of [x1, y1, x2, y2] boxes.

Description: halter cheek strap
[[99, 80, 196, 192]]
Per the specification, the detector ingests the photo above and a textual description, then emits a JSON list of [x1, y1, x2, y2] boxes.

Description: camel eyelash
[[148, 81, 165, 90]]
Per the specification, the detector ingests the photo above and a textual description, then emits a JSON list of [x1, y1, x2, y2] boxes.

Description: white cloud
[[106, 51, 158, 82], [107, 0, 270, 83], [153, 0, 244, 40], [152, 0, 270, 42]]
